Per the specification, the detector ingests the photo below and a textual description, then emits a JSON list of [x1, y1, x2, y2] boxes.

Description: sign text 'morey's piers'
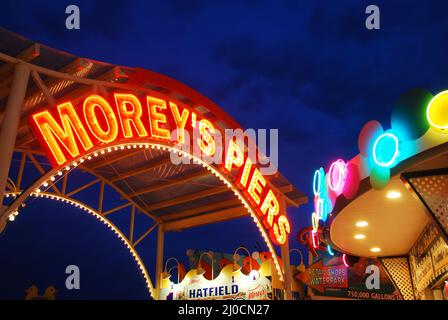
[[28, 92, 290, 245]]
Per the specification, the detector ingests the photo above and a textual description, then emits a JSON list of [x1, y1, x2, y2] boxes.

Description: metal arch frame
[[4, 190, 156, 299], [3, 142, 286, 283], [0, 46, 298, 299], [0, 50, 301, 208]]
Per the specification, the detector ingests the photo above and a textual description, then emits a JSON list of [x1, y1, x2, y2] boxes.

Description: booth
[[160, 248, 305, 300], [298, 88, 448, 300]]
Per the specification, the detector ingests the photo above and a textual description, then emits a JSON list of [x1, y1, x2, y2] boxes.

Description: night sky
[[1, 0, 448, 299]]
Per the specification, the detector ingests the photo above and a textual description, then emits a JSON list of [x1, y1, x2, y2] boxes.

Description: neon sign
[[328, 159, 347, 195], [301, 89, 448, 260], [372, 132, 399, 168], [427, 90, 448, 131], [29, 92, 290, 245], [342, 254, 349, 268]]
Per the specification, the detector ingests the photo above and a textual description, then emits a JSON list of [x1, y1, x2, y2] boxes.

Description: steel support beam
[[281, 238, 293, 300], [0, 63, 30, 231], [164, 206, 247, 231], [280, 197, 293, 300], [155, 224, 165, 300]]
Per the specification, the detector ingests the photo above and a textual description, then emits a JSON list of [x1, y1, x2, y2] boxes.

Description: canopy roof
[[331, 142, 448, 257], [0, 28, 306, 231]]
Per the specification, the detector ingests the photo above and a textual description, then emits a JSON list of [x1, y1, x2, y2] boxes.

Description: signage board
[[296, 254, 402, 300]]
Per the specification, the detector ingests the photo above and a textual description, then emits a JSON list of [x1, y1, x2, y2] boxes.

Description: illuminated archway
[[3, 142, 285, 283], [0, 30, 305, 300], [4, 190, 155, 298]]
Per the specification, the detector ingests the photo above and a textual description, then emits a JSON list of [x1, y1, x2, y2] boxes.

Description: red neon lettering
[[114, 93, 148, 138], [83, 95, 119, 143], [31, 102, 93, 165]]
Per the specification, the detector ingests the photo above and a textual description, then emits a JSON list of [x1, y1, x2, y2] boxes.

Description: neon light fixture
[[342, 254, 349, 267], [313, 169, 322, 196], [427, 90, 448, 130], [316, 198, 325, 220], [311, 212, 319, 232], [328, 159, 347, 194], [327, 245, 334, 256], [372, 132, 399, 168], [311, 230, 319, 249]]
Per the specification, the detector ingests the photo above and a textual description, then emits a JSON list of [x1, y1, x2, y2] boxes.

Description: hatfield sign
[[28, 92, 290, 245], [161, 265, 272, 300]]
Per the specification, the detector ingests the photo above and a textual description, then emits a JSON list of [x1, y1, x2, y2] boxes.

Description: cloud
[[0, 0, 134, 42]]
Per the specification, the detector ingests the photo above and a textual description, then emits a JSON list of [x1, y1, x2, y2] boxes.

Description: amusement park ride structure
[[0, 28, 307, 299]]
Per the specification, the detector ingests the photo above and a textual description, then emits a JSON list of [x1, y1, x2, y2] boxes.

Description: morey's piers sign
[[28, 92, 290, 245]]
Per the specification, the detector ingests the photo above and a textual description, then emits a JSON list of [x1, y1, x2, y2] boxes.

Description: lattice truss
[[381, 257, 415, 300], [3, 150, 159, 297], [408, 173, 448, 238]]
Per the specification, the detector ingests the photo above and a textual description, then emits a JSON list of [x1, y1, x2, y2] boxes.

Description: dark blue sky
[[1, 0, 448, 299]]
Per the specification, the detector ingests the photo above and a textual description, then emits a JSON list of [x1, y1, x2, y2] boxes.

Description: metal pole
[[281, 235, 293, 300], [155, 224, 165, 300], [0, 63, 30, 230], [280, 196, 293, 300]]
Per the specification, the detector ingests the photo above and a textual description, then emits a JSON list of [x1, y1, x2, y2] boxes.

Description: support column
[[0, 63, 30, 227], [281, 235, 293, 300], [155, 224, 165, 300]]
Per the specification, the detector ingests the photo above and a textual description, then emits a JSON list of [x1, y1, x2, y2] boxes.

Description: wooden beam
[[145, 186, 228, 211], [164, 206, 248, 231], [161, 198, 241, 222], [110, 156, 172, 182], [129, 169, 209, 197]]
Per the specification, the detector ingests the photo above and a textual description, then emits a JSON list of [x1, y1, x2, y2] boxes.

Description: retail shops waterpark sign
[[28, 92, 290, 245]]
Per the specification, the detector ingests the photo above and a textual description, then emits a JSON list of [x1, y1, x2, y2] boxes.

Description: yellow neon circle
[[427, 90, 448, 131]]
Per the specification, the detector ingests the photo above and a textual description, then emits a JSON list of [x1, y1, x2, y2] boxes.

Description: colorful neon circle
[[372, 133, 399, 168], [427, 90, 448, 130], [328, 159, 347, 194], [313, 169, 322, 196]]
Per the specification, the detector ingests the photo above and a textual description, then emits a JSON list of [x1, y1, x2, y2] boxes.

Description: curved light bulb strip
[[4, 190, 155, 299], [7, 141, 285, 283]]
